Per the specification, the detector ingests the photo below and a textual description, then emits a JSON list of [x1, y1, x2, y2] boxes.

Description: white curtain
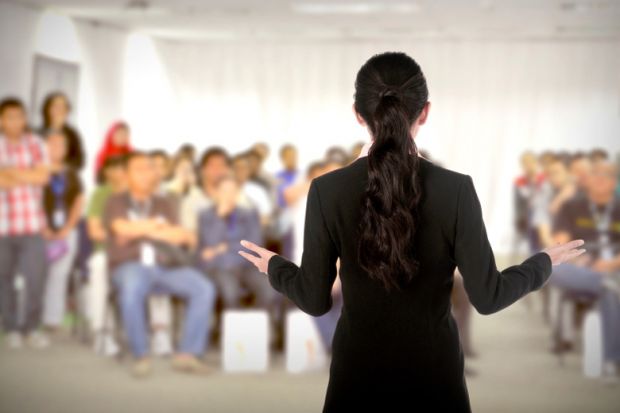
[[150, 38, 620, 252]]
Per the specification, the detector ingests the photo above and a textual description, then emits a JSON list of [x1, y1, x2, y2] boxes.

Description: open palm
[[542, 239, 586, 266], [238, 239, 278, 274]]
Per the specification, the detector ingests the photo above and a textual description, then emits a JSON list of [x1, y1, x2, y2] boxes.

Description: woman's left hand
[[238, 239, 277, 275]]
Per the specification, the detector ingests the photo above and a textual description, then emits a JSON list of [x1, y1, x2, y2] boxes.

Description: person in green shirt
[[85, 155, 127, 355]]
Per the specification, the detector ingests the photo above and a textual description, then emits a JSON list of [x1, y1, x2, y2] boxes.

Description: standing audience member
[[0, 98, 50, 349], [85, 155, 127, 356], [39, 92, 85, 171], [103, 151, 216, 377], [549, 160, 620, 380], [94, 121, 132, 180], [41, 130, 84, 330]]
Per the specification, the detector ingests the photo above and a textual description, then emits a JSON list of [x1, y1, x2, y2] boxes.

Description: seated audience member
[[196, 174, 276, 313], [233, 151, 274, 227], [41, 130, 84, 330], [290, 161, 342, 353], [247, 145, 274, 192], [0, 97, 50, 349], [590, 148, 609, 163], [86, 154, 127, 355], [250, 142, 273, 188], [150, 149, 172, 195], [549, 160, 620, 380], [533, 157, 577, 248], [103, 151, 216, 377], [569, 152, 592, 195], [274, 144, 299, 260], [180, 147, 251, 233], [147, 149, 177, 356], [164, 152, 201, 223], [514, 151, 546, 254]]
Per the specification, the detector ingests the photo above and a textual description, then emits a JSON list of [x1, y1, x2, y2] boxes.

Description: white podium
[[285, 309, 328, 373], [222, 310, 269, 372]]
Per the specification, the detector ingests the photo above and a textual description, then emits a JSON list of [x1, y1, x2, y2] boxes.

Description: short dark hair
[[149, 149, 169, 160], [198, 146, 231, 169], [96, 154, 128, 184], [0, 97, 26, 116], [590, 148, 609, 161], [124, 150, 150, 168]]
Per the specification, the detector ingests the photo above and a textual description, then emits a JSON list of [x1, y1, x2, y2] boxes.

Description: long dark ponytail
[[354, 52, 429, 291]]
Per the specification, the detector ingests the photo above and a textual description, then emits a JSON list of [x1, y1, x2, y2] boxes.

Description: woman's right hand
[[542, 239, 586, 266]]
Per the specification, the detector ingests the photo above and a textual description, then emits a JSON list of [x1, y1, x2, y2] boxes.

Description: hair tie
[[379, 87, 399, 100]]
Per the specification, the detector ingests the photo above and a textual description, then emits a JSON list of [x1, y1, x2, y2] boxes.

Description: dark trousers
[[209, 265, 277, 310], [0, 235, 47, 333]]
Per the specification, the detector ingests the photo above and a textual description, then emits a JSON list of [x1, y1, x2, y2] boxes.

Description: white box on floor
[[285, 309, 327, 373], [583, 309, 603, 378], [222, 309, 269, 373]]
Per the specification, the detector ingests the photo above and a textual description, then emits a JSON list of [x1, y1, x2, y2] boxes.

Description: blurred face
[[282, 148, 297, 170], [48, 96, 69, 125], [215, 178, 239, 209], [46, 132, 67, 164], [104, 165, 126, 188], [570, 158, 591, 189], [253, 143, 269, 161], [233, 157, 251, 183], [112, 126, 129, 147], [152, 155, 170, 185], [547, 161, 570, 189], [0, 106, 27, 137], [201, 154, 230, 186], [127, 156, 156, 194], [175, 157, 195, 183], [519, 152, 538, 176], [587, 162, 617, 200]]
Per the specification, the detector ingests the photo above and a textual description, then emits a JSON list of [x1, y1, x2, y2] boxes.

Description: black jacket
[[267, 155, 552, 412]]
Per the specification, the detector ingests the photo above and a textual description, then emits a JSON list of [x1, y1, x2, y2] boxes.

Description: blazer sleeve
[[267, 179, 339, 316], [454, 175, 552, 315]]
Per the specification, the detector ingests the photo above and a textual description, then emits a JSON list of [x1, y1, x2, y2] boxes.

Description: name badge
[[53, 208, 66, 228], [141, 242, 156, 266]]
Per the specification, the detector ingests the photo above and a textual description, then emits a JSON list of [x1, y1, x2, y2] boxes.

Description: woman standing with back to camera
[[238, 51, 585, 412]]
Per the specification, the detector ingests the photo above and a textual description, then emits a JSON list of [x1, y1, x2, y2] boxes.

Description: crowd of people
[[1, 90, 618, 381], [514, 148, 620, 380], [0, 92, 367, 377]]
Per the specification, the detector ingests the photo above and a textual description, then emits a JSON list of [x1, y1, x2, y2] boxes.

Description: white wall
[[1, 1, 619, 252]]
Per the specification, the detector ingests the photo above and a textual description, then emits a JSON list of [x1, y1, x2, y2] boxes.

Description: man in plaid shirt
[[0, 97, 51, 349]]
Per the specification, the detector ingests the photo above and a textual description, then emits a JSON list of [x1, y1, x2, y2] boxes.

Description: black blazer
[[267, 155, 552, 413]]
